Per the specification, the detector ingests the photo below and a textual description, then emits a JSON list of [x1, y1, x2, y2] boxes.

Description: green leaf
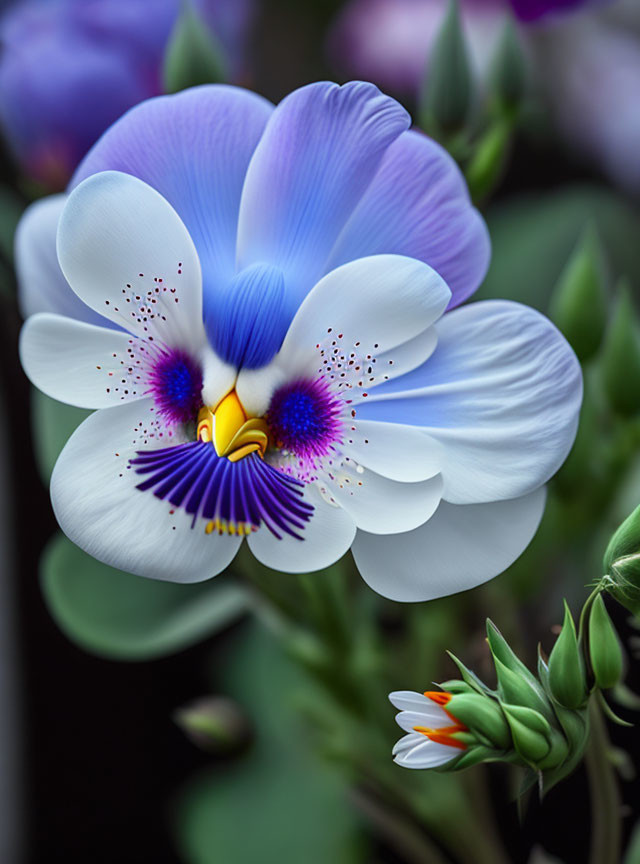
[[31, 388, 90, 483], [41, 533, 249, 660], [174, 621, 365, 864], [476, 185, 640, 313], [164, 0, 226, 93]]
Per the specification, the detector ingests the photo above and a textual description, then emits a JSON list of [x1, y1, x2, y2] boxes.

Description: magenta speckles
[[267, 377, 343, 479], [145, 346, 203, 426]]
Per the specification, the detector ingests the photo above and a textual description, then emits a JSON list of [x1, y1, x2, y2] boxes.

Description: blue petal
[[237, 81, 410, 315], [328, 129, 490, 309], [72, 84, 273, 324], [207, 263, 289, 368]]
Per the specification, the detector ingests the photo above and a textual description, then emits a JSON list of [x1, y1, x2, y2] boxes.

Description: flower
[[0, 0, 254, 189], [18, 81, 582, 601], [389, 691, 470, 768]]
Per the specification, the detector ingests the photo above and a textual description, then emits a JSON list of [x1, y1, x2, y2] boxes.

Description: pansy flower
[[19, 82, 581, 601]]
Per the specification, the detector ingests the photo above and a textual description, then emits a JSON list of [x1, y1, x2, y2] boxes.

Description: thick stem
[[586, 699, 622, 864]]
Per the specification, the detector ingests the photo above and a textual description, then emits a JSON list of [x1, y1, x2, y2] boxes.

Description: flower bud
[[447, 693, 512, 750], [601, 282, 640, 417], [549, 225, 607, 362], [502, 704, 551, 765], [489, 16, 527, 113], [419, 0, 473, 137], [602, 503, 640, 617], [173, 696, 252, 755], [487, 620, 551, 718], [548, 602, 588, 709], [164, 1, 226, 94], [465, 120, 511, 204], [588, 594, 623, 690]]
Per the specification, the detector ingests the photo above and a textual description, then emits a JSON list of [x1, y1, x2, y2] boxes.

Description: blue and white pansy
[[18, 81, 582, 601]]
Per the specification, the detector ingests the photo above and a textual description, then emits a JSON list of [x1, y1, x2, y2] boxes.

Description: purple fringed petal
[[131, 443, 315, 540], [327, 130, 490, 308]]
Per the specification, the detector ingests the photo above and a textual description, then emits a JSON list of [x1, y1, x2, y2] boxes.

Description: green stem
[[585, 699, 622, 864]]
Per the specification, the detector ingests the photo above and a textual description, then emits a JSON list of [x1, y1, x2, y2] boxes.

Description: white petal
[[247, 485, 356, 573], [57, 171, 204, 349], [15, 195, 110, 325], [395, 707, 451, 733], [277, 255, 451, 375], [325, 468, 443, 535], [352, 488, 547, 602], [392, 732, 425, 757], [51, 399, 242, 582], [393, 736, 458, 769], [358, 301, 582, 504], [345, 421, 442, 483], [20, 314, 140, 409], [389, 691, 443, 713]]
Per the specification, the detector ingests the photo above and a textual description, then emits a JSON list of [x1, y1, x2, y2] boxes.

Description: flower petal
[[327, 130, 490, 309], [393, 734, 458, 769], [325, 468, 443, 535], [247, 485, 356, 574], [389, 691, 447, 715], [345, 421, 441, 483], [395, 708, 451, 733], [73, 85, 274, 316], [51, 399, 242, 582], [57, 171, 205, 349], [358, 301, 582, 504], [352, 487, 547, 602], [20, 314, 138, 409], [237, 82, 410, 318], [15, 195, 110, 324]]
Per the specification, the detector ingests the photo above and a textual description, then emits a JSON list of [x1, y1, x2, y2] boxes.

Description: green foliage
[[173, 621, 365, 864], [164, 0, 226, 94], [31, 388, 89, 483], [476, 185, 640, 313], [419, 0, 472, 138], [601, 282, 640, 416], [548, 602, 588, 709], [489, 16, 527, 112], [41, 533, 249, 660], [549, 225, 607, 362], [465, 119, 511, 204]]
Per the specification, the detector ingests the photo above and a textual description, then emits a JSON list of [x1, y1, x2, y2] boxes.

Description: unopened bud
[[602, 503, 640, 617], [549, 225, 607, 362], [548, 602, 588, 709], [489, 16, 528, 112], [447, 693, 512, 750], [164, 1, 225, 94], [173, 696, 252, 755], [502, 704, 551, 765], [589, 594, 623, 689], [419, 0, 473, 137], [487, 620, 551, 717], [601, 282, 640, 417]]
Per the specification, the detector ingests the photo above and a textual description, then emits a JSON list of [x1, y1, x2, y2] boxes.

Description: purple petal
[[236, 81, 410, 319], [73, 85, 273, 320], [328, 129, 490, 308]]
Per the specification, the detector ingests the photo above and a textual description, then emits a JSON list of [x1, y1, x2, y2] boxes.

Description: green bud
[[173, 696, 252, 754], [446, 650, 493, 696], [589, 594, 623, 689], [548, 601, 588, 708], [549, 225, 607, 362], [489, 16, 527, 112], [502, 704, 551, 765], [601, 281, 640, 416], [447, 693, 512, 749], [164, 0, 225, 94], [603, 503, 640, 617], [419, 0, 473, 137], [487, 620, 551, 717], [465, 120, 511, 204]]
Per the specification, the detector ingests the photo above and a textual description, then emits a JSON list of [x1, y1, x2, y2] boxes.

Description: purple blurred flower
[[0, 0, 255, 189], [510, 0, 591, 21]]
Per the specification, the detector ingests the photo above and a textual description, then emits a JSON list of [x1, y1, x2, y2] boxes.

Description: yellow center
[[197, 390, 269, 462]]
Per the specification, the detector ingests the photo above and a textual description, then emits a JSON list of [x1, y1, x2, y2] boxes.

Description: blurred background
[[2, 0, 640, 862]]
